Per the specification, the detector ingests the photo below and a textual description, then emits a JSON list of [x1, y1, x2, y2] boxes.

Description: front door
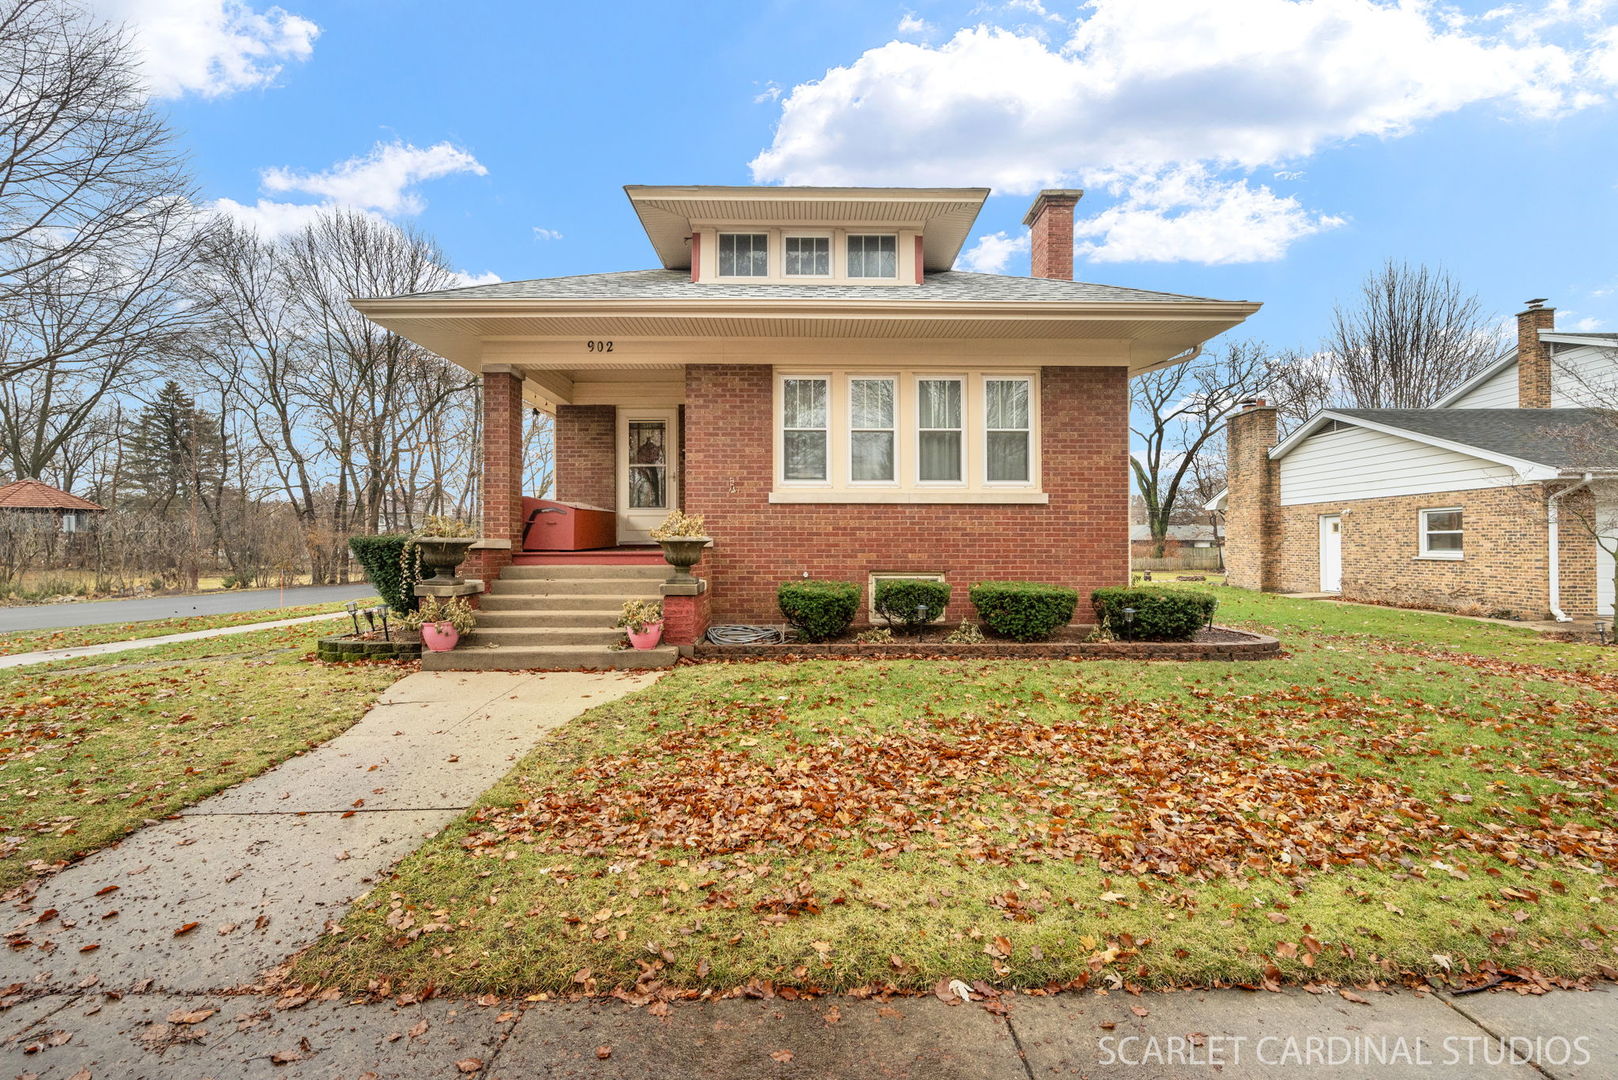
[[1318, 514, 1342, 593], [617, 408, 678, 544]]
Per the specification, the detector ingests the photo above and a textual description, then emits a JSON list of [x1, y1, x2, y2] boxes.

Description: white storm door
[[617, 408, 679, 544], [1319, 514, 1342, 593]]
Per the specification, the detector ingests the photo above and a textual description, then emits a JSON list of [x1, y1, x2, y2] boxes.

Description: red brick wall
[[469, 370, 524, 583], [1027, 192, 1080, 281], [683, 364, 1130, 624], [555, 405, 616, 510], [662, 588, 711, 646]]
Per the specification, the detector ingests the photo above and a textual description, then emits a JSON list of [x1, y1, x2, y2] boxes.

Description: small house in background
[[1129, 523, 1222, 553], [0, 477, 106, 533]]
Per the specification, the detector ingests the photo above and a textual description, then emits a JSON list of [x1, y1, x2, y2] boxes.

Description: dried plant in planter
[[401, 596, 477, 634], [615, 598, 664, 633], [416, 515, 478, 538], [650, 510, 708, 540]]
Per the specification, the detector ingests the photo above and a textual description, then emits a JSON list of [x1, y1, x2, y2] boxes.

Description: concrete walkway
[[0, 583, 377, 633], [0, 611, 349, 670], [0, 982, 1610, 1077], [2, 668, 657, 999]]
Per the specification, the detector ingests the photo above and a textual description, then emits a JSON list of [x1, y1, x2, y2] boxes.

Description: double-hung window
[[849, 377, 895, 482], [985, 378, 1032, 483], [917, 378, 964, 483], [782, 377, 829, 481], [1419, 508, 1463, 559], [784, 235, 830, 277], [718, 233, 769, 277], [847, 234, 898, 279]]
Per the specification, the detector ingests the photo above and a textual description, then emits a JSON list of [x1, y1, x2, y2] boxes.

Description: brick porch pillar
[[470, 369, 524, 585], [1224, 400, 1280, 592]]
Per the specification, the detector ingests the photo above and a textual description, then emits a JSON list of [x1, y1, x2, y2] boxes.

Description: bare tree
[[1268, 262, 1499, 427], [1131, 340, 1269, 557], [0, 0, 213, 386]]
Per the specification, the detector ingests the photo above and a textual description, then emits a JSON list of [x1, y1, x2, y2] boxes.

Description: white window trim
[[782, 232, 834, 279], [776, 373, 832, 487], [915, 374, 967, 487], [847, 375, 898, 486], [1418, 506, 1464, 560], [846, 233, 900, 279], [716, 231, 771, 280], [981, 375, 1035, 487]]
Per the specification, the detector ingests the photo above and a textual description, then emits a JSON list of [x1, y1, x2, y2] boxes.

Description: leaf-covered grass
[[0, 623, 403, 890], [0, 598, 377, 657], [294, 586, 1618, 996]]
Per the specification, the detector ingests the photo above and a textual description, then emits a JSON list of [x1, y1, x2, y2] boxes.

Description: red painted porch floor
[[512, 545, 664, 566]]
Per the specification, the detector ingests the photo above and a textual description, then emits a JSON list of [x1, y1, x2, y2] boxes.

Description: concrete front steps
[[421, 563, 677, 671]]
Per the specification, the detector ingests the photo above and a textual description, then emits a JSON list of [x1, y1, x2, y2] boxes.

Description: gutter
[[1548, 473, 1595, 622]]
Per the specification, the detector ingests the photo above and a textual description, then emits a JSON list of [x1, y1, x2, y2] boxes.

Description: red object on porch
[[521, 498, 617, 551]]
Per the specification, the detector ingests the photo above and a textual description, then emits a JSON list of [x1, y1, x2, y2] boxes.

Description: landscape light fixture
[[375, 606, 391, 641], [1597, 620, 1608, 646], [1121, 606, 1137, 630], [362, 608, 376, 634], [345, 600, 361, 636]]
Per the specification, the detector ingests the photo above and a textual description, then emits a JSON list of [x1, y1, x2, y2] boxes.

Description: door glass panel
[[627, 421, 667, 508]]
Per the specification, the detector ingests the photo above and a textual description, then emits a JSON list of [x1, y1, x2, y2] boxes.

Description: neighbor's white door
[[1598, 484, 1615, 616], [617, 408, 679, 544], [1318, 514, 1343, 593]]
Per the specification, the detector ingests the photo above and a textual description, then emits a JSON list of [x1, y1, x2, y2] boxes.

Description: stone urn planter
[[420, 622, 460, 651], [415, 537, 477, 585], [656, 537, 710, 586]]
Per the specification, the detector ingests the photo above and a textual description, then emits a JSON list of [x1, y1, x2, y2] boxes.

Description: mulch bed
[[693, 624, 1278, 661]]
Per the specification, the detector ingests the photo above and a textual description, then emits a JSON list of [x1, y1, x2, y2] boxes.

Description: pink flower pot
[[421, 622, 460, 652], [627, 621, 664, 650]]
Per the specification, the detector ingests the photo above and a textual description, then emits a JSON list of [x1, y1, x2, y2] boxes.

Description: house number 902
[[585, 340, 614, 352]]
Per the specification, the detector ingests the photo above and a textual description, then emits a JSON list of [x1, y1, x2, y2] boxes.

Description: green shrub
[[1091, 587, 1217, 642], [777, 579, 859, 642], [348, 534, 419, 614], [872, 578, 950, 632], [969, 581, 1078, 641]]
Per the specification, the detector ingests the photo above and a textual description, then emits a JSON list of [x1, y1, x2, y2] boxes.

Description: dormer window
[[784, 235, 831, 277], [847, 234, 898, 279], [718, 233, 768, 277]]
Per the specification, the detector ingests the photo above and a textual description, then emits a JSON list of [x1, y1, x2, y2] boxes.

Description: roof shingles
[[0, 477, 105, 511], [1329, 408, 1618, 469]]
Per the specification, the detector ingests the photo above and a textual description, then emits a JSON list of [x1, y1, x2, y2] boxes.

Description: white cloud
[[898, 12, 933, 35], [446, 269, 502, 288], [1075, 168, 1345, 264], [532, 227, 564, 241], [958, 230, 1029, 273], [210, 196, 343, 236], [750, 0, 1618, 263], [262, 141, 486, 216], [92, 0, 318, 99]]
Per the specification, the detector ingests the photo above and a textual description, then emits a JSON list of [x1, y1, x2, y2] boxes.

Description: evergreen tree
[[123, 381, 225, 511]]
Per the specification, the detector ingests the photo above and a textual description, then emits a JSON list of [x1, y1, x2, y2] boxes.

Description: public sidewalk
[[0, 611, 347, 669]]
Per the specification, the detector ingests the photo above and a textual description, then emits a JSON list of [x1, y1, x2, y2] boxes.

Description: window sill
[[1413, 554, 1464, 562], [769, 489, 1049, 505]]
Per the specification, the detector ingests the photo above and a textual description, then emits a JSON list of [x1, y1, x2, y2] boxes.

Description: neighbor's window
[[847, 234, 898, 278], [1420, 508, 1463, 558], [917, 378, 963, 482], [784, 235, 830, 277], [718, 233, 769, 277], [985, 378, 1032, 483], [849, 377, 895, 482], [782, 377, 829, 481]]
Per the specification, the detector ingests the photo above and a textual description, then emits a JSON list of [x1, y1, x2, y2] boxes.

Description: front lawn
[[0, 623, 403, 890], [0, 598, 377, 657], [294, 586, 1618, 996]]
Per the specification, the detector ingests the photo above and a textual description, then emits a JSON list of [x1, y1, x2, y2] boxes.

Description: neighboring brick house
[[0, 477, 105, 533], [355, 185, 1259, 667], [1214, 302, 1618, 621]]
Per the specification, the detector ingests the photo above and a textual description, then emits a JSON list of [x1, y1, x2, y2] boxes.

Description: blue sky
[[112, 0, 1618, 348]]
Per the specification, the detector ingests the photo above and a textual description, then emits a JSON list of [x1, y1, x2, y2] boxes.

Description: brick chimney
[[1223, 399, 1280, 592], [1023, 189, 1083, 281], [1516, 299, 1555, 408]]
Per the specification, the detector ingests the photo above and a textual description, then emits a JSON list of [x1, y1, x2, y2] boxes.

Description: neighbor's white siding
[[1447, 363, 1519, 408], [1278, 424, 1517, 506], [1552, 344, 1618, 407], [1598, 482, 1616, 617]]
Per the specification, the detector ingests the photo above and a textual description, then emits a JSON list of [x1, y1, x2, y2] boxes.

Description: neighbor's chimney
[[1224, 399, 1280, 593], [1023, 189, 1083, 281], [1516, 298, 1555, 409]]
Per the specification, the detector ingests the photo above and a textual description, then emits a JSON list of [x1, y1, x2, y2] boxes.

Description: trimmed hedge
[[872, 578, 950, 632], [349, 533, 419, 614], [1091, 587, 1217, 642], [777, 579, 860, 642], [969, 581, 1078, 641]]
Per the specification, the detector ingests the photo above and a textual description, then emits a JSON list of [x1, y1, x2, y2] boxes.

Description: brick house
[[1214, 302, 1618, 622], [356, 186, 1259, 668]]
